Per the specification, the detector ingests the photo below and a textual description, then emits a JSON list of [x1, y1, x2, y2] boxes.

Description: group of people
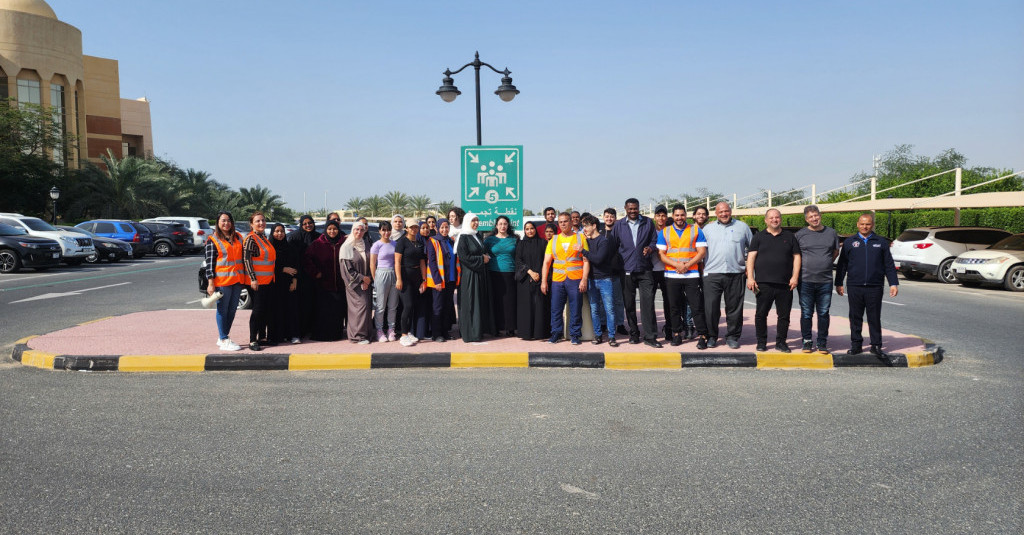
[[203, 198, 900, 361]]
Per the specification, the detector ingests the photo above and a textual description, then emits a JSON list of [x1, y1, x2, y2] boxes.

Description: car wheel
[[237, 288, 252, 309], [85, 252, 99, 263], [0, 249, 22, 274], [154, 241, 172, 257], [1004, 265, 1024, 292], [902, 270, 925, 280], [936, 258, 957, 284]]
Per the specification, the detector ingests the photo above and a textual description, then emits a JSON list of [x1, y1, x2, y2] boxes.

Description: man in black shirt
[[746, 209, 801, 352]]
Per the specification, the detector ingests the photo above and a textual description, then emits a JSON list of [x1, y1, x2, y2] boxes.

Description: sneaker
[[290, 337, 301, 345], [248, 341, 262, 352], [802, 341, 814, 353], [726, 338, 741, 350], [816, 343, 829, 354], [696, 336, 708, 350], [707, 337, 718, 348], [399, 335, 416, 347], [570, 337, 581, 345], [216, 338, 226, 349], [608, 338, 619, 347], [377, 329, 387, 343], [221, 339, 241, 351], [847, 345, 863, 355], [547, 335, 561, 344], [756, 342, 768, 352], [775, 341, 791, 353], [407, 334, 419, 343], [670, 335, 682, 347], [357, 339, 370, 345], [591, 334, 604, 345], [387, 329, 397, 342], [629, 335, 641, 345], [433, 336, 446, 343]]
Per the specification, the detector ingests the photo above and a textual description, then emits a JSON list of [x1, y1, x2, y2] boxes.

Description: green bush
[[738, 207, 1024, 238]]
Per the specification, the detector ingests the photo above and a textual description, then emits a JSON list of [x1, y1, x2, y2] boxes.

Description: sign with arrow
[[461, 145, 523, 231]]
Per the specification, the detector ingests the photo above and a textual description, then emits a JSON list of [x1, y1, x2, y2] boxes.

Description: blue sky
[[48, 0, 1023, 214]]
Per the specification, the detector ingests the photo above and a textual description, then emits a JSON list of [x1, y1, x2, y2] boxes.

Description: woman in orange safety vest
[[242, 211, 276, 352], [205, 211, 249, 351]]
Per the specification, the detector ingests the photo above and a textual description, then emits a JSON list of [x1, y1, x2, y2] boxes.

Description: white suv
[[891, 226, 1012, 283], [142, 217, 211, 252], [0, 213, 96, 265]]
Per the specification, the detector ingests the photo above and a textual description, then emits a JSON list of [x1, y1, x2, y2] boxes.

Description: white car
[[891, 226, 1012, 283], [0, 213, 95, 265], [951, 233, 1024, 292], [142, 217, 211, 252]]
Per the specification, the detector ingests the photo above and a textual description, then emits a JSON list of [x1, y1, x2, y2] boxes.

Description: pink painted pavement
[[26, 308, 928, 356]]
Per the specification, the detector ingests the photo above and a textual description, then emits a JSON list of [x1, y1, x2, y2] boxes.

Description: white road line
[[9, 282, 131, 304], [184, 298, 202, 304], [883, 301, 905, 306], [745, 301, 756, 307]]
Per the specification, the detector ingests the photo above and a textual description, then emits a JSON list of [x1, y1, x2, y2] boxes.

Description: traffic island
[[10, 310, 941, 372]]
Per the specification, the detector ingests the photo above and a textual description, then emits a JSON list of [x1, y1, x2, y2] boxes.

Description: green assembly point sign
[[461, 145, 523, 231]]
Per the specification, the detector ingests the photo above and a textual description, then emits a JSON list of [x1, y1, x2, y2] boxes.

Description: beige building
[[0, 0, 153, 167]]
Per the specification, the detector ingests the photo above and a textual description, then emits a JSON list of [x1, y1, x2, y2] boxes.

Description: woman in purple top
[[370, 220, 399, 342]]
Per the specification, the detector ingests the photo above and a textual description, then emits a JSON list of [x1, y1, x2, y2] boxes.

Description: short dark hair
[[803, 205, 821, 216], [379, 220, 392, 232], [581, 215, 599, 227], [544, 206, 556, 214], [571, 210, 581, 217], [603, 207, 617, 217], [670, 204, 686, 214], [624, 198, 640, 207], [654, 204, 668, 215], [693, 205, 709, 216], [558, 212, 572, 221]]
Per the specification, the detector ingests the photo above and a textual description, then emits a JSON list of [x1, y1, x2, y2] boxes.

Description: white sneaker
[[357, 339, 370, 345], [217, 338, 226, 349], [399, 335, 416, 347], [221, 338, 241, 351], [407, 334, 419, 343], [290, 337, 301, 344]]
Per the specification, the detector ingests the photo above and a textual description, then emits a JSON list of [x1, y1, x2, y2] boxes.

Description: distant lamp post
[[436, 51, 519, 146], [49, 186, 60, 224]]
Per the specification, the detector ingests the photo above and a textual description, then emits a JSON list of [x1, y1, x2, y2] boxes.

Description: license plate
[[955, 268, 965, 274], [52, 252, 60, 259]]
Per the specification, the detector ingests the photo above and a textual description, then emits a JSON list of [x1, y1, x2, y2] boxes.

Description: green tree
[[238, 184, 287, 216], [383, 190, 410, 216], [345, 196, 366, 215], [0, 100, 69, 217], [68, 149, 169, 219], [848, 145, 1023, 199], [434, 199, 456, 217], [408, 194, 432, 217], [365, 195, 387, 218]]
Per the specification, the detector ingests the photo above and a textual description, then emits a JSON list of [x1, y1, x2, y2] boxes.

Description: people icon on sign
[[478, 161, 507, 188]]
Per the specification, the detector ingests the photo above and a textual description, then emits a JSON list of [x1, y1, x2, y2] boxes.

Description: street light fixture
[[49, 186, 60, 224], [436, 51, 519, 145]]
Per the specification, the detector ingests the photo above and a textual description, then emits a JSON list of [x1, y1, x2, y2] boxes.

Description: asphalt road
[[1, 261, 1021, 533]]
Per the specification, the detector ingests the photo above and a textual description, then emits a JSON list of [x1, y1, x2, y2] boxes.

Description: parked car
[[0, 213, 94, 265], [197, 260, 251, 309], [142, 217, 210, 252], [951, 233, 1024, 292], [0, 222, 63, 273], [890, 226, 1012, 283], [57, 226, 132, 263], [139, 221, 191, 257], [76, 219, 154, 258]]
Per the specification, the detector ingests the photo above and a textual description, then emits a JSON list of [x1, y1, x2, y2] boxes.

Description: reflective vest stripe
[[425, 238, 447, 289], [552, 234, 584, 281], [249, 233, 276, 285], [662, 226, 699, 274], [210, 233, 247, 287]]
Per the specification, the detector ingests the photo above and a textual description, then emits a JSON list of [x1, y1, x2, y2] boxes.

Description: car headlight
[[18, 242, 44, 248], [983, 257, 1010, 264]]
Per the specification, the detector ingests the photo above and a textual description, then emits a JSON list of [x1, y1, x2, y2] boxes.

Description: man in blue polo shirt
[[657, 204, 710, 348], [835, 212, 899, 362]]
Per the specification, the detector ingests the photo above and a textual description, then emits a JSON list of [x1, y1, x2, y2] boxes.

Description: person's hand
[[419, 281, 427, 294], [361, 281, 370, 291], [642, 246, 652, 256], [362, 275, 372, 286], [676, 262, 689, 274], [396, 279, 403, 291], [836, 285, 844, 296], [788, 276, 798, 291], [483, 254, 490, 264], [541, 281, 548, 295], [283, 267, 298, 276], [289, 279, 297, 292], [889, 285, 899, 297], [315, 273, 322, 279], [529, 270, 540, 282], [579, 279, 587, 293], [207, 283, 216, 296], [251, 281, 259, 291], [746, 278, 758, 292]]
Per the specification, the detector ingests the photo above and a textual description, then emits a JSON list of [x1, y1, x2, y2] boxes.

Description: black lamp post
[[436, 51, 519, 146], [49, 186, 60, 224]]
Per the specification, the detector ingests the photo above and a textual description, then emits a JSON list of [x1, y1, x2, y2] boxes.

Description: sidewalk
[[13, 308, 940, 372]]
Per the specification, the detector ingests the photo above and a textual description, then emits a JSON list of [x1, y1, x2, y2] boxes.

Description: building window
[[50, 84, 67, 166], [17, 79, 41, 106]]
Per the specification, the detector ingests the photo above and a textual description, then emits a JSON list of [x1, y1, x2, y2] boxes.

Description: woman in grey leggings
[[369, 220, 400, 342]]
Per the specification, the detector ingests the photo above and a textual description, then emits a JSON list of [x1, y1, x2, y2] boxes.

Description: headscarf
[[269, 223, 289, 251], [323, 220, 343, 244], [289, 214, 320, 248], [461, 213, 479, 237], [339, 222, 367, 260]]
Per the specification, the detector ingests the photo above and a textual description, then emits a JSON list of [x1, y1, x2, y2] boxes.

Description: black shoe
[[670, 335, 682, 347], [775, 341, 791, 353], [870, 345, 886, 357], [696, 336, 708, 350], [608, 338, 619, 347], [727, 339, 741, 349], [756, 342, 768, 352], [547, 335, 561, 344], [816, 343, 829, 354], [616, 325, 629, 336], [686, 326, 697, 340], [570, 337, 581, 346], [433, 336, 446, 343], [644, 339, 663, 349], [248, 342, 262, 352], [591, 335, 604, 345], [847, 345, 863, 355], [802, 341, 814, 353], [629, 335, 641, 345], [707, 337, 718, 348]]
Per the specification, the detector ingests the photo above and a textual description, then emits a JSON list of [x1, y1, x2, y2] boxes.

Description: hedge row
[[737, 207, 1024, 238]]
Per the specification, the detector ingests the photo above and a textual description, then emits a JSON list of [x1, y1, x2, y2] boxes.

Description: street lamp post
[[436, 51, 519, 146], [49, 186, 60, 224]]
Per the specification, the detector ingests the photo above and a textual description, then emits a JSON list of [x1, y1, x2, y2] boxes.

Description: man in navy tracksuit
[[834, 213, 900, 360]]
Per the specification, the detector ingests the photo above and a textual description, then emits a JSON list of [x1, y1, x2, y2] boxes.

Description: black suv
[[0, 223, 63, 273], [140, 221, 191, 257]]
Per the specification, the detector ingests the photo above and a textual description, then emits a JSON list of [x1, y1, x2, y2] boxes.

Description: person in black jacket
[[835, 213, 900, 360], [610, 198, 662, 348], [581, 214, 620, 346]]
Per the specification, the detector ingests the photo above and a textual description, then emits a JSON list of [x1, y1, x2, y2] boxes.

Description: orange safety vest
[[248, 232, 276, 285], [209, 232, 248, 287], [551, 233, 585, 282], [426, 237, 460, 289], [662, 224, 699, 275]]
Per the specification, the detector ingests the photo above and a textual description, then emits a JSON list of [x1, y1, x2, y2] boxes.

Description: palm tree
[[365, 195, 387, 218], [238, 184, 287, 215], [383, 190, 410, 216], [434, 200, 456, 218], [345, 196, 366, 215], [408, 194, 432, 217], [69, 149, 169, 219]]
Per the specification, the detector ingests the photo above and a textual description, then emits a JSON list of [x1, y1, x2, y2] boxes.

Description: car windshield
[[22, 218, 57, 231], [0, 223, 27, 236], [988, 235, 1024, 251], [60, 226, 95, 237]]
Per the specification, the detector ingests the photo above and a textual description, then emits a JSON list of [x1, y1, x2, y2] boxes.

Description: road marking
[[185, 298, 203, 305], [883, 301, 904, 306], [560, 483, 599, 500], [9, 282, 131, 303], [0, 263, 187, 292]]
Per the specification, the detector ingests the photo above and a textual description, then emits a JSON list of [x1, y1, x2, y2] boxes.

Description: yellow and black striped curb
[[11, 336, 941, 372]]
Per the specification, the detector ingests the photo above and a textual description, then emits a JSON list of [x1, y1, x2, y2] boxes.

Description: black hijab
[[515, 221, 547, 281], [323, 220, 343, 244], [289, 214, 320, 249], [270, 223, 299, 273]]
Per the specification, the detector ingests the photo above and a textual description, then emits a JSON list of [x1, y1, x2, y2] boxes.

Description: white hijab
[[339, 222, 367, 260]]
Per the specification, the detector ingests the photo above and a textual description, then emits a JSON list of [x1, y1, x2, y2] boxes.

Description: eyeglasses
[[302, 221, 314, 226]]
